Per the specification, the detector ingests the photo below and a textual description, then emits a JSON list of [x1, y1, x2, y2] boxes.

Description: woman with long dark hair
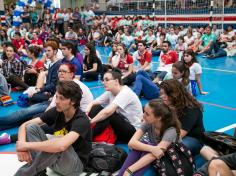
[[24, 46, 44, 86], [182, 49, 208, 96], [111, 43, 135, 85], [83, 42, 103, 81], [159, 79, 205, 156], [132, 61, 191, 100], [118, 99, 193, 176]]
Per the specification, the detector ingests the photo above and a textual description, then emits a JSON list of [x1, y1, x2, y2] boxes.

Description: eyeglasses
[[102, 78, 115, 82], [57, 70, 71, 74]]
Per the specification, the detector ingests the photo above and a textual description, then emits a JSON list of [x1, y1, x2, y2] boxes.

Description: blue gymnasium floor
[[0, 47, 236, 174]]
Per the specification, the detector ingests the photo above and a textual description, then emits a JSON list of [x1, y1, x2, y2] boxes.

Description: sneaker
[[0, 133, 11, 145]]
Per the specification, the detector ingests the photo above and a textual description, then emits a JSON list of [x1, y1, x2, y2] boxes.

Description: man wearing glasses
[[86, 69, 143, 143]]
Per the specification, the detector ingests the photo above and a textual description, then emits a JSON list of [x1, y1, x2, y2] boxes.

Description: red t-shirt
[[118, 54, 133, 70], [160, 50, 178, 65], [30, 38, 43, 46], [12, 39, 25, 49], [33, 60, 44, 72], [137, 50, 152, 65], [112, 19, 119, 29]]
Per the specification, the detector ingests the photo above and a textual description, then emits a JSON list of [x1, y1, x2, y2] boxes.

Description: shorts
[[220, 152, 236, 170]]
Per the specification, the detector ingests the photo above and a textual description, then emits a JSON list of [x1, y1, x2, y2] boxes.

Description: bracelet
[[126, 168, 133, 175]]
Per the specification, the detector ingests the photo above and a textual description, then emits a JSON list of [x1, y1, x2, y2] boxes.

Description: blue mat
[[0, 92, 23, 117]]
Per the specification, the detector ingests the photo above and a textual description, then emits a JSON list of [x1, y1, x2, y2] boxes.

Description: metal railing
[[85, 0, 236, 28]]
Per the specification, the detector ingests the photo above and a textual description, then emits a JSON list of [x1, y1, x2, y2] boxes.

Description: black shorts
[[220, 152, 236, 170]]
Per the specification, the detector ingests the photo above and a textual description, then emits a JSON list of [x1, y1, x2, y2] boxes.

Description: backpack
[[17, 93, 30, 107], [202, 131, 236, 155], [85, 143, 127, 173], [154, 141, 195, 176]]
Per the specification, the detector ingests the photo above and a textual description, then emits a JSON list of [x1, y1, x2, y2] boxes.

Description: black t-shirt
[[22, 11, 30, 23], [40, 107, 92, 165], [84, 56, 103, 73], [180, 107, 205, 143]]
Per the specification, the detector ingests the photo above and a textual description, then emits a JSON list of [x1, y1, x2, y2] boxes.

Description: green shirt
[[201, 33, 216, 47]]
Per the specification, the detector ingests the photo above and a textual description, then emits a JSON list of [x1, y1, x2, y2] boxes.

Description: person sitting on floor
[[61, 41, 83, 80], [2, 44, 28, 90], [86, 69, 143, 143], [159, 79, 205, 156], [111, 43, 135, 85], [152, 40, 178, 83], [24, 46, 44, 86], [198, 26, 217, 55], [83, 42, 103, 81], [28, 41, 62, 104], [132, 61, 191, 100], [14, 81, 92, 176], [182, 49, 209, 95], [118, 99, 193, 176], [194, 152, 236, 176], [0, 63, 93, 142]]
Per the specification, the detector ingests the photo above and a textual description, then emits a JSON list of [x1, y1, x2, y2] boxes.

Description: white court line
[[202, 68, 236, 74], [216, 123, 236, 132], [151, 61, 236, 74]]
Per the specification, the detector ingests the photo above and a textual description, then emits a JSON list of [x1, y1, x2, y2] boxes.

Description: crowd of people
[[0, 4, 235, 176]]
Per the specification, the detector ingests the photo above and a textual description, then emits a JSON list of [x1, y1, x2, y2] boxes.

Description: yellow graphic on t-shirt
[[54, 128, 68, 136]]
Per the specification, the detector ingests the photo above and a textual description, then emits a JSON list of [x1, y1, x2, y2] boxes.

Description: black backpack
[[202, 131, 236, 155], [85, 143, 127, 173]]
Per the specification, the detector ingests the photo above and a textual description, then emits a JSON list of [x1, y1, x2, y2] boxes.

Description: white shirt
[[96, 86, 143, 128], [48, 79, 93, 112], [189, 63, 202, 80]]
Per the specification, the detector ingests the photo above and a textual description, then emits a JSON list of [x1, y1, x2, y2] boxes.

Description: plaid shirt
[[2, 58, 25, 78]]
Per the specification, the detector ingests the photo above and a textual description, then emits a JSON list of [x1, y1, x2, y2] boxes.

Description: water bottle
[[98, 74, 102, 85]]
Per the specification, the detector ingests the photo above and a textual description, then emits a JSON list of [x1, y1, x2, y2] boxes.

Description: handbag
[[202, 131, 236, 155], [154, 142, 195, 176]]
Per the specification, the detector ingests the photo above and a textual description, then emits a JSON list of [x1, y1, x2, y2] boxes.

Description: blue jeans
[[190, 80, 197, 96], [204, 42, 227, 58], [132, 70, 160, 100], [0, 101, 49, 130], [182, 136, 203, 156], [212, 48, 227, 58]]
